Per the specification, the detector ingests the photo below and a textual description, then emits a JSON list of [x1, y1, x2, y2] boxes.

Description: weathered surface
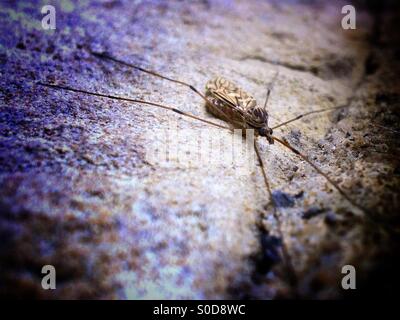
[[0, 0, 399, 299]]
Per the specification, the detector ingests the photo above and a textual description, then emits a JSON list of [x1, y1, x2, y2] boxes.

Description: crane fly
[[205, 76, 275, 143], [37, 51, 371, 292]]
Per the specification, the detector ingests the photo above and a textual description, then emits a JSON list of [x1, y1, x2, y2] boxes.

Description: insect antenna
[[254, 138, 298, 293], [37, 82, 230, 130]]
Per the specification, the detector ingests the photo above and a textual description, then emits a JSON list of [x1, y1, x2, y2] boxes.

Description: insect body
[[205, 77, 274, 143]]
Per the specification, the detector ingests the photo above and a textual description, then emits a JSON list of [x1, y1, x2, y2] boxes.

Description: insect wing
[[207, 77, 255, 111]]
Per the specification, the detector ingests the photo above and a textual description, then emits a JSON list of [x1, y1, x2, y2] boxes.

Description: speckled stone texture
[[0, 0, 399, 299]]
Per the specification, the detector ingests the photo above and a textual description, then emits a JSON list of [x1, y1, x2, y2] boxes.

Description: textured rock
[[0, 0, 399, 299]]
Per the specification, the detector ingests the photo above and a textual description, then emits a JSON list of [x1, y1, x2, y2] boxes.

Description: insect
[[37, 51, 371, 293], [205, 76, 275, 143]]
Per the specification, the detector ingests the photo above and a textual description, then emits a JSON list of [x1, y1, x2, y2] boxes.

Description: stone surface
[[0, 0, 399, 299]]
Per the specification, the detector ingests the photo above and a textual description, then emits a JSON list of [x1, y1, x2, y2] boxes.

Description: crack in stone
[[238, 54, 318, 76]]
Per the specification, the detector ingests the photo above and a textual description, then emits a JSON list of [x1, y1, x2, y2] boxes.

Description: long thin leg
[[263, 71, 279, 110], [275, 108, 400, 132], [370, 122, 400, 134], [91, 51, 234, 123], [272, 88, 400, 134], [271, 86, 360, 130], [92, 52, 293, 130], [254, 138, 298, 291], [37, 82, 230, 130], [272, 104, 348, 130], [273, 136, 400, 234], [272, 135, 369, 214]]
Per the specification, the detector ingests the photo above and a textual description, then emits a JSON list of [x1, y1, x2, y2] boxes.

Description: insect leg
[[272, 135, 370, 215], [270, 75, 361, 130], [271, 105, 349, 130], [263, 71, 279, 110], [91, 51, 235, 123], [273, 136, 400, 235], [370, 122, 400, 134], [37, 82, 230, 130], [254, 138, 298, 291]]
